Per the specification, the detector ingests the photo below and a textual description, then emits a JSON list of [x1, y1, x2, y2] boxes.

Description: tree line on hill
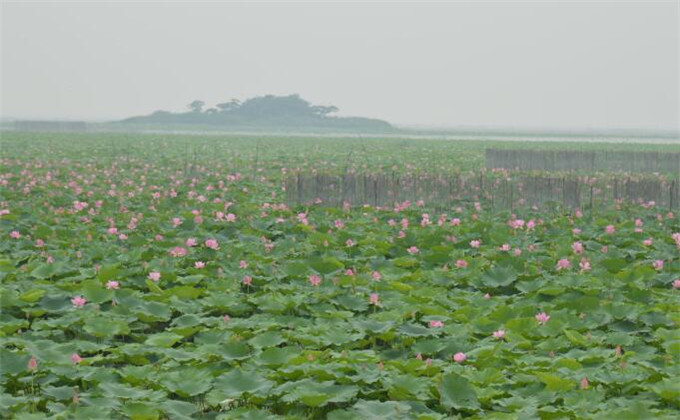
[[119, 94, 393, 132]]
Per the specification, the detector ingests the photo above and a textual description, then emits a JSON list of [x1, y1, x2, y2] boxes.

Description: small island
[[117, 94, 394, 133]]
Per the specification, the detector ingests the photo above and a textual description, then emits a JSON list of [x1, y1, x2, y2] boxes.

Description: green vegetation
[[0, 132, 678, 419], [118, 95, 394, 133]]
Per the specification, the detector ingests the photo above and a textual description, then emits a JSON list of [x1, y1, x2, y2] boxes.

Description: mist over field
[[1, 1, 678, 135]]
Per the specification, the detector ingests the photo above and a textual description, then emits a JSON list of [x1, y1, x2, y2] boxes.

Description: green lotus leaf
[[352, 400, 413, 419], [144, 332, 183, 348], [84, 316, 129, 338], [534, 372, 575, 392], [209, 369, 274, 400], [159, 368, 213, 397], [439, 373, 480, 411]]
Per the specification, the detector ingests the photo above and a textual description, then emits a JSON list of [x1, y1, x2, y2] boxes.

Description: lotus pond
[[1, 132, 679, 419]]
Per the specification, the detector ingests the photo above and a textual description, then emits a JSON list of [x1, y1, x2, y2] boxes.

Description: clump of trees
[[121, 94, 393, 132], [186, 95, 339, 118]]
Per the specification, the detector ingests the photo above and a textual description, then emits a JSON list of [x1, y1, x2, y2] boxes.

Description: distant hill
[[117, 94, 394, 132]]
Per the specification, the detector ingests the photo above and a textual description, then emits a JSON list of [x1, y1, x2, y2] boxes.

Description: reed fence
[[285, 172, 679, 211], [485, 149, 680, 174]]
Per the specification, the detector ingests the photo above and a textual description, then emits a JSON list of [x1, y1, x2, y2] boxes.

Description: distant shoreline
[[125, 129, 679, 144], [3, 124, 678, 145]]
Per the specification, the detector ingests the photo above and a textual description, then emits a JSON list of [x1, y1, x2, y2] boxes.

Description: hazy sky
[[1, 1, 678, 131]]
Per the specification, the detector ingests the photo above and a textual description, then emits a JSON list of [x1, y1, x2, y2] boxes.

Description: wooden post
[[297, 172, 302, 205]]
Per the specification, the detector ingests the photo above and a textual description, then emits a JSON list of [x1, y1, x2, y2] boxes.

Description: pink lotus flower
[[185, 238, 197, 247], [372, 271, 382, 281], [334, 219, 345, 229], [513, 248, 522, 256], [148, 271, 161, 282], [73, 201, 88, 211], [572, 228, 582, 235], [369, 293, 379, 305], [71, 296, 87, 307], [455, 259, 468, 269], [470, 240, 481, 248], [239, 260, 248, 269], [70, 353, 82, 364], [308, 275, 321, 287], [194, 261, 205, 269], [107, 227, 118, 235], [242, 275, 252, 286], [643, 239, 653, 246], [222, 314, 231, 322], [106, 281, 120, 290], [169, 246, 187, 257], [605, 225, 616, 234], [9, 231, 21, 239], [572, 241, 584, 254], [499, 244, 510, 251], [204, 239, 219, 250], [453, 352, 467, 363], [535, 312, 550, 325], [346, 239, 355, 247], [673, 279, 680, 289], [653, 260, 664, 270], [580, 377, 589, 390], [155, 234, 164, 241], [579, 259, 591, 272], [493, 329, 506, 339], [118, 234, 128, 240], [225, 213, 236, 222], [35, 239, 45, 247], [483, 293, 491, 299], [451, 218, 461, 226], [27, 356, 38, 371], [601, 246, 608, 253], [429, 320, 444, 328], [172, 217, 182, 227], [345, 269, 355, 276], [407, 246, 419, 254], [635, 218, 643, 227], [556, 259, 571, 271]]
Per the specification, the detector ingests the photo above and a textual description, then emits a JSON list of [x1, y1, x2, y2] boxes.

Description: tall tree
[[187, 100, 205, 113], [216, 99, 241, 113]]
